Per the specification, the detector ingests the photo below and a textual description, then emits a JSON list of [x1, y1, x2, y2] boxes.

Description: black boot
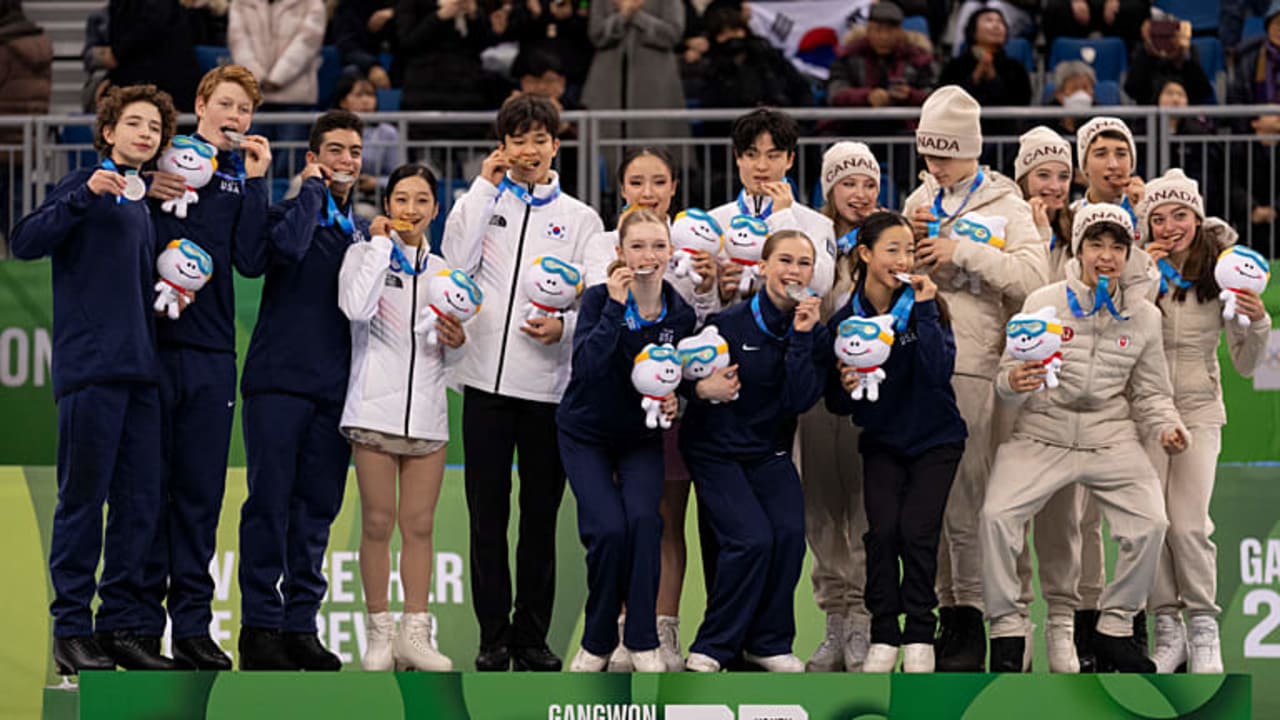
[[174, 635, 233, 670], [238, 627, 300, 670], [937, 606, 986, 671], [53, 636, 116, 675], [475, 644, 511, 672], [283, 632, 342, 671], [935, 606, 955, 649], [512, 643, 562, 672], [1095, 633, 1156, 673], [1075, 609, 1100, 673], [1132, 611, 1149, 657], [94, 630, 179, 670], [989, 637, 1026, 672]]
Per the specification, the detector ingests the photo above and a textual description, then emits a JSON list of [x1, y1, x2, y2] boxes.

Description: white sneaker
[[844, 615, 871, 672], [743, 651, 804, 672], [657, 616, 685, 672], [805, 613, 848, 672], [685, 652, 721, 672], [570, 647, 610, 672], [1187, 616, 1223, 674], [361, 612, 395, 671], [394, 612, 453, 671], [902, 643, 935, 673], [608, 615, 633, 672], [1046, 616, 1080, 674], [1151, 613, 1188, 674], [629, 647, 666, 672], [861, 643, 899, 673]]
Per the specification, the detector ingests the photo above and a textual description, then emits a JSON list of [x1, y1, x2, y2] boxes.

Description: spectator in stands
[[827, 2, 935, 123], [1042, 0, 1149, 52], [80, 9, 111, 112], [1228, 0, 1280, 105], [0, 0, 50, 245], [1049, 60, 1095, 135], [939, 7, 1031, 145], [1222, 0, 1272, 54], [228, 0, 326, 109], [1124, 17, 1214, 106], [333, 73, 404, 219], [1158, 80, 1224, 218], [511, 47, 578, 131], [397, 0, 508, 113], [696, 4, 812, 110], [184, 0, 229, 46], [333, 0, 398, 89], [108, 0, 202, 111], [944, 0, 1037, 56], [581, 0, 688, 141], [508, 0, 592, 105]]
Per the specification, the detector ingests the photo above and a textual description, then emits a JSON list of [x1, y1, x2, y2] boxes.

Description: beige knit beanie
[[1072, 202, 1135, 255], [820, 141, 881, 199], [1075, 116, 1136, 174], [1015, 126, 1073, 181], [916, 86, 982, 159]]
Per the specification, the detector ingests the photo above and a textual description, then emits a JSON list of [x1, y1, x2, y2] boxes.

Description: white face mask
[[1063, 90, 1093, 111]]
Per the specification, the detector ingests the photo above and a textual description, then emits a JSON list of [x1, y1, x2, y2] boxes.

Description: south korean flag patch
[[546, 222, 568, 241]]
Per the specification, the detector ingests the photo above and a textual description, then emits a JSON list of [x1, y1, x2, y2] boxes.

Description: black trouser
[[463, 387, 566, 650], [861, 440, 964, 645]]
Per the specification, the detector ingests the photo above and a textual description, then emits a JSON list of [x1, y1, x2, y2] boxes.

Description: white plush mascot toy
[[415, 268, 484, 345], [669, 209, 723, 285], [154, 238, 213, 319], [725, 215, 769, 296], [833, 314, 895, 401], [677, 325, 735, 402], [156, 135, 217, 219], [631, 343, 683, 429], [1214, 246, 1270, 327], [1005, 306, 1065, 390], [947, 212, 1007, 294], [522, 255, 583, 323]]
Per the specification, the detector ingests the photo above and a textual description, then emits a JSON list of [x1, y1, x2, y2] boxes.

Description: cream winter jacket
[[996, 259, 1188, 449], [442, 172, 605, 404], [903, 168, 1050, 377], [1152, 220, 1272, 428], [228, 0, 326, 106]]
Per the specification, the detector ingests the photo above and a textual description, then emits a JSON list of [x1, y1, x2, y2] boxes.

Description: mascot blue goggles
[[1006, 319, 1063, 337], [172, 135, 217, 159], [449, 270, 484, 305], [838, 319, 893, 345], [678, 346, 718, 365], [639, 346, 681, 364], [538, 257, 581, 285]]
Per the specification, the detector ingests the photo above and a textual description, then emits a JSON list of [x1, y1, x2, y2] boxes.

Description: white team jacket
[[442, 172, 605, 403], [339, 234, 451, 441], [709, 196, 837, 299]]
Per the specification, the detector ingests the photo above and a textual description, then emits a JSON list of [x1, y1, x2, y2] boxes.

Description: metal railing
[[2, 105, 1279, 258]]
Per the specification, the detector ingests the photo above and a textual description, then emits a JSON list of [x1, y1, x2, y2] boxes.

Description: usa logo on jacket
[[546, 222, 568, 241]]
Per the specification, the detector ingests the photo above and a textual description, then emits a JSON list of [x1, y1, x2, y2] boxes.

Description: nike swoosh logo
[[742, 344, 760, 351]]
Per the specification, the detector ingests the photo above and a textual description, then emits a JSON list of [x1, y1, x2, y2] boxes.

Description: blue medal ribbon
[[100, 158, 140, 205], [931, 169, 985, 221], [498, 176, 560, 207], [624, 290, 668, 331], [318, 189, 355, 237], [389, 241, 425, 276], [1049, 232, 1057, 251], [1066, 275, 1129, 321], [1156, 257, 1193, 295], [851, 285, 915, 333], [836, 227, 860, 254], [750, 292, 792, 340]]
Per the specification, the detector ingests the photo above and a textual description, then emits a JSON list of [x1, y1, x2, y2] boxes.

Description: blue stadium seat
[[428, 178, 469, 254], [902, 15, 930, 36], [1242, 16, 1265, 44], [1155, 0, 1220, 32], [1193, 37, 1224, 79], [376, 88, 401, 112], [195, 45, 231, 75], [58, 123, 98, 171], [1048, 37, 1128, 83], [378, 52, 394, 72], [316, 45, 341, 110], [1005, 37, 1035, 74], [270, 177, 291, 204]]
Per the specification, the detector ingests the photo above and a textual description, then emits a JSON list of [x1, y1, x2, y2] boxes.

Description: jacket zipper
[[1073, 308, 1102, 448], [404, 245, 421, 436], [493, 198, 534, 394]]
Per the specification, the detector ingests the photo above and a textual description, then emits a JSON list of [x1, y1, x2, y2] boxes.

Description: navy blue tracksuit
[[140, 140, 270, 640], [826, 290, 967, 645], [556, 283, 695, 656], [679, 290, 828, 665], [10, 166, 163, 637], [237, 178, 368, 632]]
